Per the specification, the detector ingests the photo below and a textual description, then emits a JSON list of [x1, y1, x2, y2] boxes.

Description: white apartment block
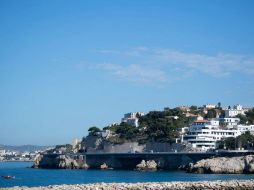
[[236, 125, 254, 134], [182, 119, 242, 151], [220, 117, 240, 127]]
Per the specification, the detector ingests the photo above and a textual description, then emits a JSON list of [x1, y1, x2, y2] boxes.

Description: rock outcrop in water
[[100, 163, 109, 169], [4, 180, 254, 190], [33, 154, 88, 169], [188, 155, 254, 174], [136, 160, 157, 171]]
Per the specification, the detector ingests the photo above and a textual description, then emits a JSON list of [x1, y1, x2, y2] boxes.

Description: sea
[[0, 162, 254, 188]]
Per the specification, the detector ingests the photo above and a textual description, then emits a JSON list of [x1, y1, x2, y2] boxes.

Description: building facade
[[182, 119, 242, 151], [225, 104, 246, 117], [121, 112, 145, 127]]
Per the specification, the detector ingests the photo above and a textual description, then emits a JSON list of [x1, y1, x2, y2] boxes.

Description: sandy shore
[[2, 180, 254, 190]]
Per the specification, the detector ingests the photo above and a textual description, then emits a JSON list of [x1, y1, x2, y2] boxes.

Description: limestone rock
[[100, 163, 109, 170], [32, 154, 88, 169], [136, 160, 157, 171], [32, 154, 43, 168], [188, 155, 254, 174]]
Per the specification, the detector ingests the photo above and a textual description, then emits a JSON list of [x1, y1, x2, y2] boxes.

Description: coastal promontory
[[188, 155, 254, 174]]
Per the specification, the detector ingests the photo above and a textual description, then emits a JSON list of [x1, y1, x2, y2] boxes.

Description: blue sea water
[[0, 162, 254, 188]]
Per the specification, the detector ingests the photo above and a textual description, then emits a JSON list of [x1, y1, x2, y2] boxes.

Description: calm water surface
[[0, 162, 254, 187]]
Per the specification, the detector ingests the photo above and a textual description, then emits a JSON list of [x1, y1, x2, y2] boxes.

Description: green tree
[[190, 105, 197, 110], [219, 121, 227, 128], [224, 137, 237, 150], [245, 108, 254, 124], [219, 110, 225, 118], [88, 126, 101, 136], [205, 109, 217, 119], [138, 108, 191, 143], [219, 132, 254, 150], [236, 131, 254, 149], [217, 140, 225, 149], [115, 123, 139, 140], [236, 114, 248, 124]]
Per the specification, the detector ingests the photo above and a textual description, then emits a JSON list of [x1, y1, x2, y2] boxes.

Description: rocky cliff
[[33, 152, 217, 170], [33, 154, 88, 169], [188, 154, 254, 174]]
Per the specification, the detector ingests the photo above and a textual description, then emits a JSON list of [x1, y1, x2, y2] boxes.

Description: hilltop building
[[122, 112, 145, 127], [177, 106, 190, 112], [204, 104, 216, 109], [224, 104, 246, 117]]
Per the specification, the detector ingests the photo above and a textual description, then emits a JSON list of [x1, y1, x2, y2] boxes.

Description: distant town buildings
[[0, 149, 40, 161], [122, 112, 145, 127]]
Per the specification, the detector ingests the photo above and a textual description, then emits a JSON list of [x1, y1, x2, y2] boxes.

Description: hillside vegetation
[[101, 108, 194, 144]]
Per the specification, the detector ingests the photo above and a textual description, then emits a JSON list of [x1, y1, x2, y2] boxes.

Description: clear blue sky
[[1, 0, 254, 145]]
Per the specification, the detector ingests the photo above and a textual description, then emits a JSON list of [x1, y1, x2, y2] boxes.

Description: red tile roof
[[194, 120, 209, 123]]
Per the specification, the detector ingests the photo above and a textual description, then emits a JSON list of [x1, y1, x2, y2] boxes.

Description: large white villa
[[181, 117, 254, 151], [224, 104, 246, 117]]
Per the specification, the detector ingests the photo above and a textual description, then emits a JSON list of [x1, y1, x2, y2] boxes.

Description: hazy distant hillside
[[0, 144, 53, 152]]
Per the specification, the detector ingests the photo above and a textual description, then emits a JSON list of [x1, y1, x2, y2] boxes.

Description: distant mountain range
[[0, 144, 54, 152]]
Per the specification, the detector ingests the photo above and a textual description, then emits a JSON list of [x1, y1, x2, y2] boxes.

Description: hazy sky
[[1, 0, 254, 145]]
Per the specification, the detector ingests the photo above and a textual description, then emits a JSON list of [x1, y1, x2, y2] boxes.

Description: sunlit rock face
[[188, 155, 254, 174]]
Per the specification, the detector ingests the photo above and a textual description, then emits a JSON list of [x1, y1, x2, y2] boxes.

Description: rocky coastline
[[187, 155, 254, 174], [33, 153, 254, 174], [3, 180, 254, 190]]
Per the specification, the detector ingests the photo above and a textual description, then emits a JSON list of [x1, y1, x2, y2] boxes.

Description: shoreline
[[0, 160, 33, 162], [3, 180, 254, 190]]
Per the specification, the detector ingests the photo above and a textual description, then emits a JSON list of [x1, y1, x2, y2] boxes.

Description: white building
[[220, 117, 240, 127], [182, 119, 242, 151], [122, 112, 145, 127], [177, 106, 190, 112], [205, 104, 216, 109], [96, 130, 111, 138], [236, 125, 254, 134], [72, 138, 81, 149], [0, 149, 6, 156], [225, 104, 245, 117]]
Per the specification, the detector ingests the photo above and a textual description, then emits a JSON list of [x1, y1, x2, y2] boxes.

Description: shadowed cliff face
[[33, 152, 218, 170]]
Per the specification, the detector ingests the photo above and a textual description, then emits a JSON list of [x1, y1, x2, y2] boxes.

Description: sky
[[0, 0, 254, 145]]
